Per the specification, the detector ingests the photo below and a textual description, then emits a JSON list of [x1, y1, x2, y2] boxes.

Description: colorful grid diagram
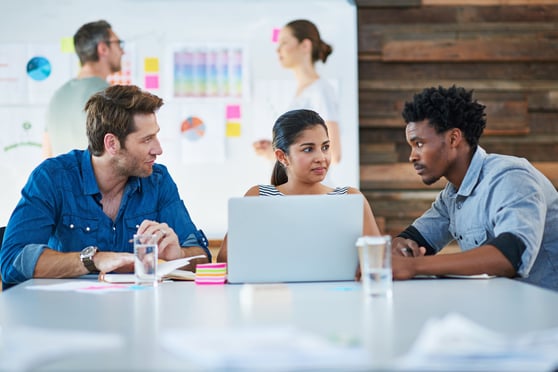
[[173, 47, 243, 98]]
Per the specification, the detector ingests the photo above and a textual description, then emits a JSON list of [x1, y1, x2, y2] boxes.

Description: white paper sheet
[[161, 326, 370, 370], [26, 281, 132, 292], [0, 326, 123, 371], [398, 313, 558, 371]]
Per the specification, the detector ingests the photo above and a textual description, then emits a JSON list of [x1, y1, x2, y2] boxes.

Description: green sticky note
[[61, 37, 75, 53]]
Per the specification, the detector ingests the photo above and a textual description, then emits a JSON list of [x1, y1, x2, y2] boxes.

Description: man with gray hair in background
[[43, 20, 125, 157]]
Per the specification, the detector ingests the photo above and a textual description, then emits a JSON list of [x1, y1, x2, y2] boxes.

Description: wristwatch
[[80, 246, 99, 273]]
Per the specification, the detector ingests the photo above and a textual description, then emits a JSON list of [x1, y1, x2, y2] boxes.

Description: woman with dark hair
[[218, 109, 380, 263], [253, 20, 341, 176]]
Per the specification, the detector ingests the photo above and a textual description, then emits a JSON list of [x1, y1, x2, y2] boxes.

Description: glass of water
[[133, 234, 158, 285], [357, 235, 392, 297]]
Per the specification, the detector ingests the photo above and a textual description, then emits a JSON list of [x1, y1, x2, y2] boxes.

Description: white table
[[1, 277, 557, 371]]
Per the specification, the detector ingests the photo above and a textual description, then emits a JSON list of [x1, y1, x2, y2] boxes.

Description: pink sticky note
[[226, 104, 241, 119], [272, 28, 280, 43], [145, 75, 159, 90]]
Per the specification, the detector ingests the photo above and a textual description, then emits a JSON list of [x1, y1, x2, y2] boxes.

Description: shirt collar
[[81, 150, 99, 196], [80, 149, 142, 196], [456, 146, 487, 197]]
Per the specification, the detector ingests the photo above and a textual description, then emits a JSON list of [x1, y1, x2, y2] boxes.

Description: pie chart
[[181, 116, 206, 141], [27, 56, 51, 81]]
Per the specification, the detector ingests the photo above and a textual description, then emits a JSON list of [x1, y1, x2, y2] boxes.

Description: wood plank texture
[[423, 1, 558, 5], [361, 162, 558, 190], [359, 80, 558, 92], [358, 61, 558, 81], [356, 2, 558, 235], [355, 0, 420, 6], [382, 35, 558, 62], [360, 163, 448, 190]]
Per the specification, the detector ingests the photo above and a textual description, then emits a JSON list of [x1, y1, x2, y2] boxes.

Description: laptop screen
[[227, 194, 363, 284]]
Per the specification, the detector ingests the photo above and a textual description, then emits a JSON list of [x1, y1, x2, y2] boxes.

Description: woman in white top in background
[[253, 19, 341, 170]]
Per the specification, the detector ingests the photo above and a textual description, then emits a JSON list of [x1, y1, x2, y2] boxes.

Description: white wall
[[0, 0, 359, 238]]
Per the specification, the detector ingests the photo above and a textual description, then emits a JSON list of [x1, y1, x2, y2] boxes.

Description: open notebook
[[99, 255, 206, 283], [227, 194, 363, 284]]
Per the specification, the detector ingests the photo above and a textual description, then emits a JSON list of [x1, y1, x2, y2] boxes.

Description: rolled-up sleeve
[[10, 244, 48, 281], [0, 163, 58, 284], [486, 169, 546, 278]]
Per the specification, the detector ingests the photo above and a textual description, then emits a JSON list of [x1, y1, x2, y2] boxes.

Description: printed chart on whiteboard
[[170, 45, 248, 99]]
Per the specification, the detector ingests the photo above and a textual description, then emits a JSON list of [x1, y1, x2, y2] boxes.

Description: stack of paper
[[195, 263, 227, 284], [398, 313, 558, 371], [160, 326, 369, 370]]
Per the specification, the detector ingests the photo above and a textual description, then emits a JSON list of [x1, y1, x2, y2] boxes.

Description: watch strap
[[82, 256, 98, 273], [81, 246, 99, 273]]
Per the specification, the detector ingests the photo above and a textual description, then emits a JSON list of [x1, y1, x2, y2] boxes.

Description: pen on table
[[400, 247, 414, 257]]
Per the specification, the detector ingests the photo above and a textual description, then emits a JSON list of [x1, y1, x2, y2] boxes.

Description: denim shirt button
[[69, 224, 75, 229], [86, 227, 90, 232]]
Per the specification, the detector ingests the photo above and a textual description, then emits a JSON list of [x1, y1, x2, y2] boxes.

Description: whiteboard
[[0, 0, 359, 239]]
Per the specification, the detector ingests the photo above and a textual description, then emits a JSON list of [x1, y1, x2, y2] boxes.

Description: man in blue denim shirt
[[392, 86, 558, 291], [0, 85, 210, 286]]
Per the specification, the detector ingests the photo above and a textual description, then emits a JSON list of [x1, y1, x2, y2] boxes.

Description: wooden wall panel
[[423, 1, 558, 6], [357, 3, 558, 236], [382, 35, 558, 62], [358, 61, 558, 80]]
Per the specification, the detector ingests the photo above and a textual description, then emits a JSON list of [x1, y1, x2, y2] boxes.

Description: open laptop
[[227, 194, 363, 284]]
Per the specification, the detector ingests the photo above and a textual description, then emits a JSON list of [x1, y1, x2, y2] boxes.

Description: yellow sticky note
[[226, 122, 241, 137], [61, 37, 75, 53], [144, 57, 159, 73]]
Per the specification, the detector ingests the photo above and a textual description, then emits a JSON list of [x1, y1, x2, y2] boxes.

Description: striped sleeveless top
[[259, 184, 350, 196]]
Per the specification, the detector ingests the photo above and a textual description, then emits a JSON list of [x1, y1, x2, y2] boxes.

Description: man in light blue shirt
[[392, 85, 558, 291], [1, 85, 210, 286], [44, 20, 125, 157]]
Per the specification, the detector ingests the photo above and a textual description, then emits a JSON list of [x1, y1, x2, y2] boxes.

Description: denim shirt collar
[[456, 146, 487, 197], [80, 149, 141, 196]]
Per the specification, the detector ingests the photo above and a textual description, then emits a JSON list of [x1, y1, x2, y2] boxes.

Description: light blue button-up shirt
[[0, 150, 210, 284], [412, 147, 558, 290]]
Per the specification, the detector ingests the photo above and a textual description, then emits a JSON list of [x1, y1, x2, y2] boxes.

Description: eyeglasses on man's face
[[105, 39, 125, 49]]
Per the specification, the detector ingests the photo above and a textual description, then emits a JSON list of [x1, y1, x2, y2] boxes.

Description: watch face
[[82, 246, 97, 257]]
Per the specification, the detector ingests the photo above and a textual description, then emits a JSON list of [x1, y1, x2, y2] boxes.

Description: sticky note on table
[[195, 263, 227, 285]]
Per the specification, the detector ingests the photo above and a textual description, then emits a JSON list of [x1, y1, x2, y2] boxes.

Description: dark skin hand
[[391, 240, 516, 280]]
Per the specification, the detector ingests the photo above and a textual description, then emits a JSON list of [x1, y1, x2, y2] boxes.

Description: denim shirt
[[412, 147, 558, 290], [0, 150, 210, 284]]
